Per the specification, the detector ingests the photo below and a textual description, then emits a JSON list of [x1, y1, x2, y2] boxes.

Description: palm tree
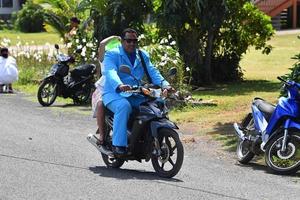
[[78, 0, 153, 42], [32, 0, 85, 38]]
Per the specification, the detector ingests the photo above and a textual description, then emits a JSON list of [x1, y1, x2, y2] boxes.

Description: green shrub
[[0, 19, 13, 30], [14, 1, 45, 33]]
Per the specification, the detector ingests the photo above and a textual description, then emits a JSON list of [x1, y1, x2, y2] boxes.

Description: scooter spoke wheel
[[151, 128, 184, 178], [73, 83, 92, 105], [37, 80, 57, 106], [101, 153, 124, 168], [265, 133, 300, 175], [236, 139, 255, 164]]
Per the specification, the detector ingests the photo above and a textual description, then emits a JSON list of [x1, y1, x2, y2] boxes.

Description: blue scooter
[[234, 77, 300, 174]]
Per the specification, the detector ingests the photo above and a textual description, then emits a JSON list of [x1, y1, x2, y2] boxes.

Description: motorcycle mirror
[[168, 67, 177, 78], [54, 44, 59, 50], [120, 65, 131, 74]]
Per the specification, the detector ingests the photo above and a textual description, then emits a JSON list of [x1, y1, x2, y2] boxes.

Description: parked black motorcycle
[[87, 66, 184, 178], [37, 45, 96, 106]]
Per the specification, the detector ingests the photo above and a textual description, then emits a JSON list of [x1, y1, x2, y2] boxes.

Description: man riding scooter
[[102, 28, 172, 155]]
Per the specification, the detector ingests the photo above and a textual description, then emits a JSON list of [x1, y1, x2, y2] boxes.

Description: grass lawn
[[0, 30, 62, 45], [171, 33, 300, 150]]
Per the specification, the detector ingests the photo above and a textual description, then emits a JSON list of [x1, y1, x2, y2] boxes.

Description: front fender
[[42, 75, 56, 83], [263, 119, 300, 150], [150, 119, 179, 138]]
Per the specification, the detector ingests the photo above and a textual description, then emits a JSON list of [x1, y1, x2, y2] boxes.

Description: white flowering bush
[[140, 34, 186, 89], [65, 29, 98, 64]]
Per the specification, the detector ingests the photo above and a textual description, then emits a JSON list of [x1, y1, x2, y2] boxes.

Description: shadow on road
[[89, 166, 183, 182], [236, 161, 300, 177]]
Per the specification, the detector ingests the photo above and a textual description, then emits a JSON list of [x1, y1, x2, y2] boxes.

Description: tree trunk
[[203, 29, 214, 84], [177, 30, 204, 86]]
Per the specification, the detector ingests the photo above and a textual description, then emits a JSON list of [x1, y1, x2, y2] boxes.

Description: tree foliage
[[14, 1, 45, 33], [156, 0, 274, 85], [32, 0, 86, 38], [78, 0, 153, 42]]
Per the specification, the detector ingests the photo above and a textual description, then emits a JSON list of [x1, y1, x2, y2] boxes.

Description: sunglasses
[[123, 38, 138, 44]]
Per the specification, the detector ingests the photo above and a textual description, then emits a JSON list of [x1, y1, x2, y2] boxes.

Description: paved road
[[1, 93, 300, 200]]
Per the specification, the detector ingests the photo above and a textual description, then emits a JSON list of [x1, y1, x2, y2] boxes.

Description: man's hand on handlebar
[[118, 84, 132, 92], [162, 85, 175, 98]]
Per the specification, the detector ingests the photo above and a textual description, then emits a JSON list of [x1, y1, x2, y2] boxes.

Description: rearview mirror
[[54, 44, 59, 50], [168, 67, 177, 78]]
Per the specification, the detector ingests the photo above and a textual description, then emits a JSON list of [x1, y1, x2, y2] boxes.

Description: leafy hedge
[[14, 1, 45, 33]]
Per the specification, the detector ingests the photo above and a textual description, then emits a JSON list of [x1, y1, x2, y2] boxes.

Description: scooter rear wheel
[[101, 153, 124, 168], [151, 128, 184, 178], [72, 83, 93, 105], [236, 139, 255, 164]]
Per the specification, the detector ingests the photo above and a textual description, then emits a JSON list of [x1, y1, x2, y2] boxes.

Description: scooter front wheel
[[151, 128, 184, 178], [265, 132, 300, 175], [37, 79, 58, 106]]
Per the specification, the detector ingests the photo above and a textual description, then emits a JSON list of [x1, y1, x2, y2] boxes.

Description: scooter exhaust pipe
[[87, 134, 114, 156], [233, 123, 245, 140]]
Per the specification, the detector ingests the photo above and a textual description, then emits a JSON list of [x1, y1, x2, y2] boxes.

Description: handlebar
[[277, 76, 291, 87]]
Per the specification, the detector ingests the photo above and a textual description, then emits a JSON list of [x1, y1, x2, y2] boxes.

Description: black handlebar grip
[[277, 76, 285, 82]]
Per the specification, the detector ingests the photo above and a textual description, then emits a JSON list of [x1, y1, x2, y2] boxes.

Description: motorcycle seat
[[70, 64, 96, 79], [253, 98, 275, 122]]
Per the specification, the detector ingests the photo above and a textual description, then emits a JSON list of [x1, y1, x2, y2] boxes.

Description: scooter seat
[[253, 98, 275, 122]]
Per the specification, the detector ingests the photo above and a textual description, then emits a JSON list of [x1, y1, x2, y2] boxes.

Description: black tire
[[101, 153, 125, 168], [265, 132, 300, 175], [151, 128, 184, 178], [236, 113, 255, 164], [236, 139, 255, 164], [72, 83, 92, 105], [37, 79, 58, 106], [101, 123, 124, 168]]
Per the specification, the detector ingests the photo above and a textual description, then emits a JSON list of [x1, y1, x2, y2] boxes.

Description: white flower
[[86, 42, 93, 47], [159, 61, 167, 67], [186, 67, 190, 72], [170, 41, 176, 46], [82, 38, 86, 43], [67, 42, 72, 48], [160, 38, 168, 44], [81, 51, 86, 57], [176, 52, 180, 57], [76, 39, 80, 43], [168, 34, 172, 39], [173, 60, 178, 65], [138, 34, 145, 40], [77, 44, 83, 49]]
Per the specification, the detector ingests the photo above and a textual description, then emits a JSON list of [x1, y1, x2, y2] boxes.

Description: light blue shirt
[[102, 45, 169, 105]]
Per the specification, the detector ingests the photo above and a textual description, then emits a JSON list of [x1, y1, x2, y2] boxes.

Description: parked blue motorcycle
[[234, 76, 300, 174]]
